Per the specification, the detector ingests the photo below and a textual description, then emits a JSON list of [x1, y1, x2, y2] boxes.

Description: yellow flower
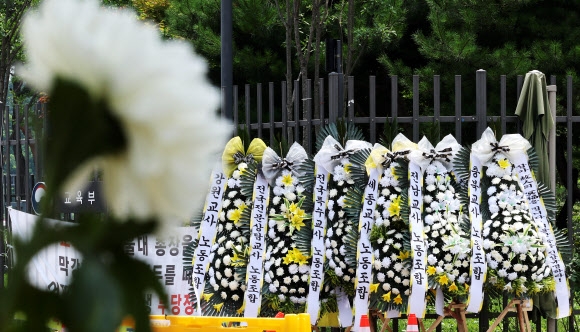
[[393, 294, 403, 305], [439, 274, 449, 285], [213, 302, 224, 312], [344, 163, 352, 173], [426, 266, 437, 276], [288, 202, 299, 213], [231, 251, 246, 267], [397, 250, 410, 260], [229, 208, 243, 224], [382, 291, 391, 302], [236, 302, 246, 314], [464, 283, 470, 292], [391, 166, 398, 179], [281, 173, 294, 186], [202, 293, 213, 301], [388, 197, 401, 217], [291, 214, 306, 231], [284, 248, 309, 265], [370, 283, 379, 293], [449, 282, 458, 292], [498, 159, 511, 169]]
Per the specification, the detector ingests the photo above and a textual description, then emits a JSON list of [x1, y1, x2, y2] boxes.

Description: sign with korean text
[[466, 155, 487, 313], [407, 161, 427, 318], [511, 152, 570, 318], [306, 166, 330, 325], [191, 168, 227, 301], [353, 168, 379, 331], [243, 173, 270, 317]]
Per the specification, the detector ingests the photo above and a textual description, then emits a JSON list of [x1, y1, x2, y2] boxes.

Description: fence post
[[547, 84, 557, 193], [476, 69, 487, 138], [328, 73, 340, 124]]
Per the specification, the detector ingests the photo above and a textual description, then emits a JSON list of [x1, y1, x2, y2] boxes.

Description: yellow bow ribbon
[[221, 137, 267, 177]]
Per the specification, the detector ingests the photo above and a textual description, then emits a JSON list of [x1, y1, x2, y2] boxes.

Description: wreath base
[[487, 299, 532, 332]]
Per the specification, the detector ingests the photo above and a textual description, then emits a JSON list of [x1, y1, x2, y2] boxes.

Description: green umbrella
[[515, 70, 555, 190]]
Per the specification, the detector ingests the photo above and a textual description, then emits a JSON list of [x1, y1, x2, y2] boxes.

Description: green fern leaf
[[239, 162, 258, 197]]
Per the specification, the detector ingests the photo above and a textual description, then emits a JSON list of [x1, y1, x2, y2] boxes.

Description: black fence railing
[[2, 70, 579, 331]]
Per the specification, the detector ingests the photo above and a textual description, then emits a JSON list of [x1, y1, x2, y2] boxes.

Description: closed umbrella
[[515, 70, 555, 189]]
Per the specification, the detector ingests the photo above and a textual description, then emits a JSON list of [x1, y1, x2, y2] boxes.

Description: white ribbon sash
[[306, 166, 330, 325], [466, 155, 487, 313], [243, 173, 270, 317], [352, 168, 379, 331], [407, 161, 428, 318], [191, 167, 227, 301], [511, 152, 570, 318]]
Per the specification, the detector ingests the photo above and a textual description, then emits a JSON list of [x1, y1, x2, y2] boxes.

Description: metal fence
[[1, 69, 579, 331]]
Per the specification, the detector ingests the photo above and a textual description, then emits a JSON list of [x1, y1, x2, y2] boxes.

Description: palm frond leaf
[[349, 148, 372, 189], [294, 221, 314, 254], [394, 160, 410, 189], [344, 186, 364, 222], [344, 226, 360, 266], [454, 145, 472, 184], [553, 228, 573, 265], [400, 189, 410, 227], [537, 182, 557, 222], [315, 121, 366, 151], [239, 162, 258, 197], [527, 147, 540, 176], [297, 158, 315, 191], [378, 117, 399, 149]]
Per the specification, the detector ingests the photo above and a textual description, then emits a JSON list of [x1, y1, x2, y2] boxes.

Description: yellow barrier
[[148, 313, 311, 332]]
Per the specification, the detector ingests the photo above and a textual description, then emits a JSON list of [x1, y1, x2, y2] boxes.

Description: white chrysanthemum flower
[[20, 0, 230, 233]]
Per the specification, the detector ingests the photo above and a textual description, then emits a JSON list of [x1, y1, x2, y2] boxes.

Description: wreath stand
[[372, 311, 427, 332], [425, 303, 467, 332], [486, 299, 532, 332]]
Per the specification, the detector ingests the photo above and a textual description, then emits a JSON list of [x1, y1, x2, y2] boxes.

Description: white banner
[[243, 173, 270, 317], [336, 287, 353, 327], [407, 161, 427, 318], [191, 168, 227, 304], [8, 208, 197, 316], [511, 152, 571, 318], [352, 168, 379, 331], [306, 166, 330, 325], [466, 155, 487, 313]]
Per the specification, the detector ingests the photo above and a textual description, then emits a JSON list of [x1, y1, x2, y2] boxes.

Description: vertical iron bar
[[566, 77, 574, 332], [348, 76, 355, 122], [5, 106, 10, 206], [294, 79, 300, 143], [269, 82, 275, 145], [245, 84, 251, 134], [391, 76, 398, 119], [500, 75, 507, 134], [257, 83, 263, 139], [413, 75, 419, 142], [455, 75, 462, 143], [0, 104, 4, 288], [281, 81, 288, 141], [306, 79, 313, 154], [329, 73, 339, 124], [319, 78, 325, 127], [221, 0, 233, 119], [14, 106, 20, 208], [434, 75, 440, 143], [476, 69, 487, 137], [233, 85, 239, 136], [369, 76, 376, 143], [25, 104, 30, 213], [516, 75, 524, 133]]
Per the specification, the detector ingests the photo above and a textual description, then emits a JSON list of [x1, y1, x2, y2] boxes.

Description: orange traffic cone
[[359, 314, 371, 332], [406, 313, 419, 332]]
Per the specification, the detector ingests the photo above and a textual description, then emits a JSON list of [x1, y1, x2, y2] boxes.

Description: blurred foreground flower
[[20, 0, 230, 230], [0, 0, 231, 331]]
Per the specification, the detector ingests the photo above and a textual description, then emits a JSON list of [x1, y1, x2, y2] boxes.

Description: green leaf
[[454, 145, 472, 185], [239, 162, 258, 197], [64, 259, 124, 332]]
